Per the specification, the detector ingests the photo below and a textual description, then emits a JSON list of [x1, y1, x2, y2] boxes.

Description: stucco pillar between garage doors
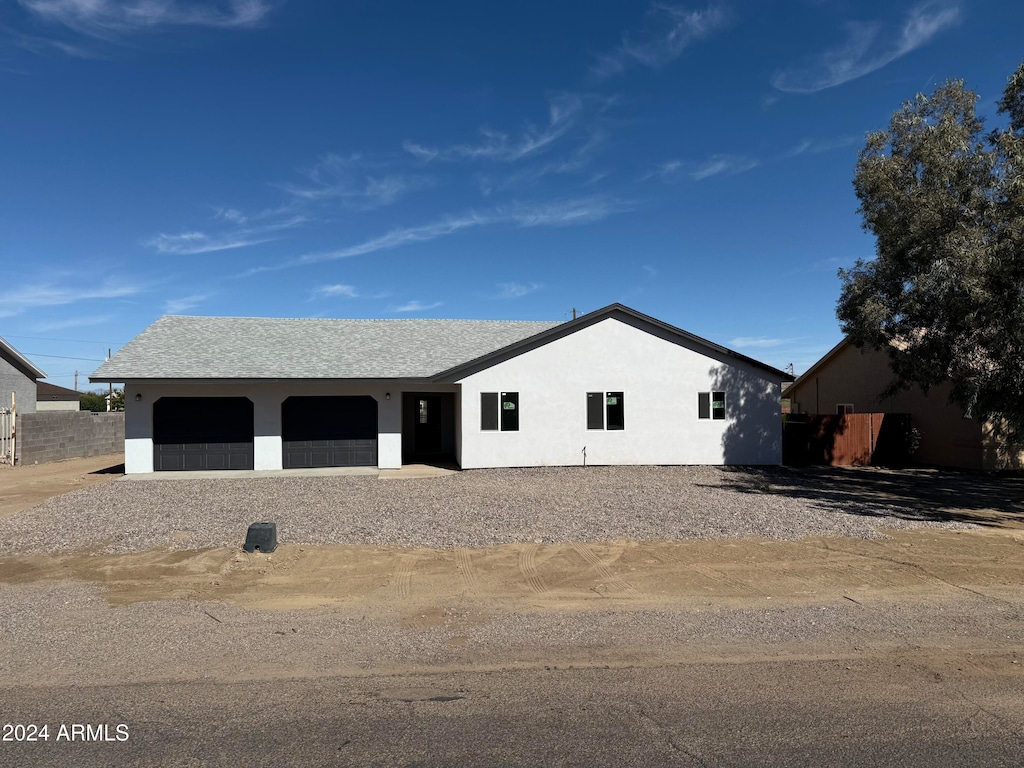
[[377, 390, 401, 469], [252, 392, 282, 470]]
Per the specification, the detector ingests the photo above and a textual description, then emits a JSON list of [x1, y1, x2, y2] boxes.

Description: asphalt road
[[4, 657, 1022, 767]]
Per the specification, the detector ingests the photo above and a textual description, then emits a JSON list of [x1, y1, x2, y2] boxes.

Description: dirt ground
[[1, 456, 1022, 621], [4, 459, 1024, 766], [3, 529, 1024, 616], [0, 454, 123, 519]]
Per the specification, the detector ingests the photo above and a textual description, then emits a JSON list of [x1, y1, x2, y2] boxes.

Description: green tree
[[838, 59, 1024, 438], [79, 389, 124, 412], [79, 392, 106, 412]]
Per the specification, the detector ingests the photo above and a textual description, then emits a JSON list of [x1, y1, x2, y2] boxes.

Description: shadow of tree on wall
[[705, 465, 1024, 529], [711, 364, 781, 465]]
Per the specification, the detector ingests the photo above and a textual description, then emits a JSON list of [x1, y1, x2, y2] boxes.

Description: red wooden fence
[[783, 413, 912, 467]]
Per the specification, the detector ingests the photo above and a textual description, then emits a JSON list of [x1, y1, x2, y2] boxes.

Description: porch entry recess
[[402, 392, 456, 462]]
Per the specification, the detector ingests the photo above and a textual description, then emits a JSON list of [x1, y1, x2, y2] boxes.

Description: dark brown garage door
[[282, 396, 377, 468], [153, 397, 254, 471]]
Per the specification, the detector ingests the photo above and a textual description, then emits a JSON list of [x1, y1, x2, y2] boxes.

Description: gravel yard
[[0, 465, 980, 555]]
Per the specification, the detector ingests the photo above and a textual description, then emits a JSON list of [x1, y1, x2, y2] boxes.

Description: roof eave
[[0, 335, 46, 379]]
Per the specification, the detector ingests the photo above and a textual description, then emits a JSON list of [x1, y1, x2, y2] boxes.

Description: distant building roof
[[37, 381, 80, 401]]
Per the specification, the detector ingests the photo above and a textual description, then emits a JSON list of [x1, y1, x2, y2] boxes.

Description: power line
[[24, 352, 106, 362], [2, 334, 126, 344]]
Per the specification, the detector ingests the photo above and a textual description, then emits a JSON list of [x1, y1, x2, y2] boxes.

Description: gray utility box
[[243, 522, 277, 553]]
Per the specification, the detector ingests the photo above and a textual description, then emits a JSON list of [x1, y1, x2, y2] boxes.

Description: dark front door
[[153, 397, 254, 471], [282, 396, 378, 468], [402, 393, 455, 461]]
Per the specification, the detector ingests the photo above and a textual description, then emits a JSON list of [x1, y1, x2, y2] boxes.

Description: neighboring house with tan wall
[[36, 381, 81, 411], [783, 339, 1023, 471]]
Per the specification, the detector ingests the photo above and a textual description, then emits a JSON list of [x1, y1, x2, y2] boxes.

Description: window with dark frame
[[606, 392, 624, 430], [587, 391, 624, 430], [481, 391, 519, 431], [837, 403, 854, 415], [480, 392, 499, 431], [698, 391, 726, 420], [500, 392, 519, 431]]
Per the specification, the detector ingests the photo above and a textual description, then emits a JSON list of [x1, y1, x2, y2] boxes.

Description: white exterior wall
[[457, 318, 782, 468], [123, 379, 443, 473]]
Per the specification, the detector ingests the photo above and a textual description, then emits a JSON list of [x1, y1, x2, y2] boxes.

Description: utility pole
[[107, 349, 113, 412], [572, 307, 577, 320], [74, 370, 78, 391]]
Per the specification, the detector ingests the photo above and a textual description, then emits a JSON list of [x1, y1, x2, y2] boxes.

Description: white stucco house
[[90, 304, 788, 474]]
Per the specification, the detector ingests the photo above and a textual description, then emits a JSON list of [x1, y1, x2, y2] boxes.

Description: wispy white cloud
[[496, 282, 541, 300], [247, 196, 629, 274], [403, 93, 583, 164], [591, 3, 730, 79], [729, 336, 800, 349], [4, 28, 100, 58], [147, 231, 272, 255], [786, 135, 859, 157], [642, 265, 658, 278], [214, 207, 248, 224], [17, 0, 272, 38], [32, 315, 112, 332], [690, 154, 759, 181], [146, 213, 305, 255], [310, 284, 359, 300], [163, 294, 210, 313], [0, 279, 143, 318], [771, 2, 960, 94], [639, 159, 684, 182], [277, 153, 428, 209], [391, 300, 442, 313]]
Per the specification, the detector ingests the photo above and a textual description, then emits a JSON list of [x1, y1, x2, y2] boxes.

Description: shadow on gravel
[[89, 463, 125, 475], [704, 466, 1024, 529]]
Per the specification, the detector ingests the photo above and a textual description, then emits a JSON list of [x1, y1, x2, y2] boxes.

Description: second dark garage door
[[282, 396, 378, 468]]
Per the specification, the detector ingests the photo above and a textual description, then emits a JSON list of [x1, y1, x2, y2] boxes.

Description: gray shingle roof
[[90, 315, 563, 380]]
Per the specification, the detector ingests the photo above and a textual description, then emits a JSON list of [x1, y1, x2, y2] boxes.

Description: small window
[[587, 392, 624, 430], [837, 403, 854, 415], [481, 392, 499, 431], [606, 392, 624, 430], [586, 392, 604, 430], [712, 391, 725, 420], [698, 391, 726, 420], [500, 392, 519, 431], [698, 392, 710, 419], [481, 391, 518, 431], [418, 399, 429, 424]]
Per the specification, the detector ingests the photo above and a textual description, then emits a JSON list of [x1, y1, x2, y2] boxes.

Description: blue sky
[[2, 0, 1022, 390]]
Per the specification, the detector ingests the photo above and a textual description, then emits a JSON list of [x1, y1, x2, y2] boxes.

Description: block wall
[[16, 411, 124, 465]]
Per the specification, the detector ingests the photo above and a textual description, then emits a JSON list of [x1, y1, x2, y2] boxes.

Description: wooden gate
[[783, 413, 912, 467], [0, 405, 13, 465]]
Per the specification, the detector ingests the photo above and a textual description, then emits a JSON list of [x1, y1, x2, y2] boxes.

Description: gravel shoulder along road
[[0, 465, 983, 555]]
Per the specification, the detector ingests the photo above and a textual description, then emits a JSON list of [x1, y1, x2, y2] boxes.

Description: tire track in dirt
[[455, 547, 480, 596], [391, 553, 415, 599], [687, 563, 766, 598], [518, 544, 548, 594], [571, 542, 640, 596]]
